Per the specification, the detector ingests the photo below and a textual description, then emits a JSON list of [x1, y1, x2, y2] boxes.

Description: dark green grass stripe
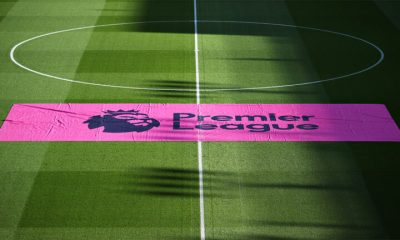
[[0, 0, 18, 21], [77, 50, 193, 73]]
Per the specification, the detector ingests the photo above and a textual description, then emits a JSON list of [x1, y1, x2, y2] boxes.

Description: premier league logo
[[84, 110, 160, 133]]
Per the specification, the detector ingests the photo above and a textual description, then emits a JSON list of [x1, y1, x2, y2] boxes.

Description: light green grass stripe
[[15, 227, 193, 240]]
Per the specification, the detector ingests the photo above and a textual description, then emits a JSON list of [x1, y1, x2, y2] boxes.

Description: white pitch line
[[194, 0, 206, 240], [197, 141, 205, 240], [194, 3, 201, 104]]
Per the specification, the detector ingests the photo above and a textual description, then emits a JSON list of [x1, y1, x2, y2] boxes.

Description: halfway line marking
[[194, 1, 206, 240]]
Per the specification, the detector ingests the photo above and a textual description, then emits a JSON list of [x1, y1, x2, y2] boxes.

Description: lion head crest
[[84, 109, 160, 133]]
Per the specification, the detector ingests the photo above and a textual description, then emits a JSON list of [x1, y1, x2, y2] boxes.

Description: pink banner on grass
[[0, 104, 399, 142]]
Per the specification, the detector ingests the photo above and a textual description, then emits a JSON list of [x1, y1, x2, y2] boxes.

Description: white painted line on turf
[[194, 1, 206, 240], [10, 20, 384, 92], [197, 141, 205, 240], [194, 4, 201, 104]]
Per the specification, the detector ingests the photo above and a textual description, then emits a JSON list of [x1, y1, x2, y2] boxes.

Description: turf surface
[[1, 0, 400, 239]]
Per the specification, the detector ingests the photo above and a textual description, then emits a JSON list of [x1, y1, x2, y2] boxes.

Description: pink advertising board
[[0, 104, 399, 142]]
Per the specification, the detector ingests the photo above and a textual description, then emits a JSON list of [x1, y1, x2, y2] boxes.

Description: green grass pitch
[[1, 0, 400, 239]]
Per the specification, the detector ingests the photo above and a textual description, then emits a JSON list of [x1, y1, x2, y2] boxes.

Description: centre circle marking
[[10, 20, 384, 92]]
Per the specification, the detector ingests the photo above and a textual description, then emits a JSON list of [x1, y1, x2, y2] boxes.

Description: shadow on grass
[[286, 0, 400, 237], [249, 220, 371, 230], [122, 167, 360, 199]]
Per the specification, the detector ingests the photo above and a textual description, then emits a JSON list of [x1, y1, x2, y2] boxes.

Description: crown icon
[[104, 109, 140, 115]]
